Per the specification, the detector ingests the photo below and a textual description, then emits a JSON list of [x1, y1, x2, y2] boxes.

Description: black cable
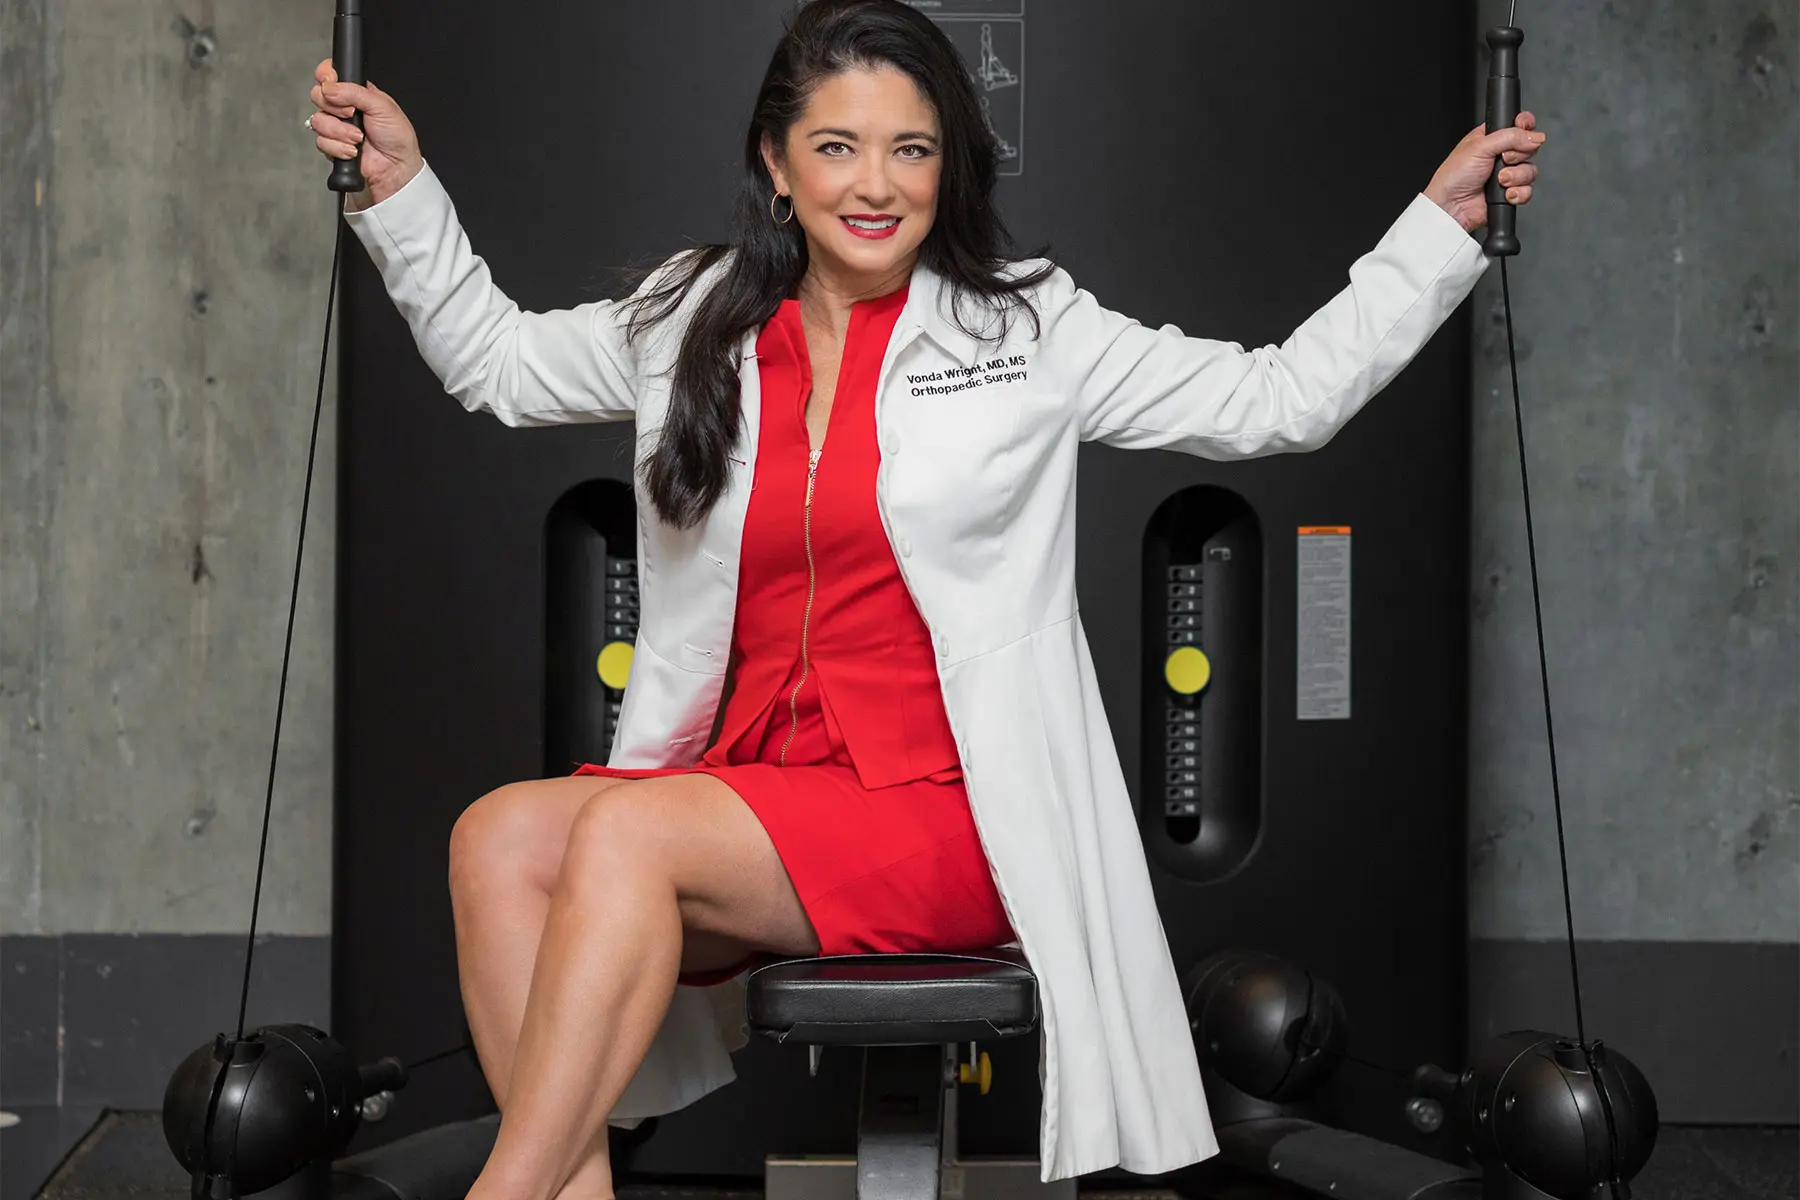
[[1498, 257, 1587, 1051], [236, 193, 347, 1040], [1295, 1038, 1412, 1083], [404, 1040, 476, 1073], [1500, 255, 1629, 1198]]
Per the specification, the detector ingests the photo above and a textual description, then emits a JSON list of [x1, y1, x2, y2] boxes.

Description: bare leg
[[450, 776, 749, 1104], [448, 775, 767, 1198], [449, 773, 818, 1200]]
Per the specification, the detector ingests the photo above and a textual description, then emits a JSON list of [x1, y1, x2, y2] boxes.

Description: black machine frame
[[333, 0, 1478, 1180]]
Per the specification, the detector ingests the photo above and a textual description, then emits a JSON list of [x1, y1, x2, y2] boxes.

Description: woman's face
[[764, 65, 942, 291]]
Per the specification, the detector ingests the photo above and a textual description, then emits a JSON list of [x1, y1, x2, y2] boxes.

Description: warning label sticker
[[1297, 528, 1351, 720]]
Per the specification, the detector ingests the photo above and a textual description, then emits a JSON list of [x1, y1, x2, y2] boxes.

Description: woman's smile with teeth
[[841, 214, 901, 239]]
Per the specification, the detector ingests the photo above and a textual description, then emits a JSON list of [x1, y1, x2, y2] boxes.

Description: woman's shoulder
[[610, 245, 738, 358], [979, 257, 1084, 347], [632, 244, 738, 305], [991, 257, 1086, 327], [911, 257, 1081, 358], [993, 255, 1068, 291]]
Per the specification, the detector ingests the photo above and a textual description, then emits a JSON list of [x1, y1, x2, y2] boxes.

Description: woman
[[308, 1, 1544, 1197]]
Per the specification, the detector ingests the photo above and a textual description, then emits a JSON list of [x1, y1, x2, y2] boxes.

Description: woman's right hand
[[308, 58, 423, 208]]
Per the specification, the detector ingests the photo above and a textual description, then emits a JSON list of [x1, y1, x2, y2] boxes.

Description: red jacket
[[702, 285, 961, 790]]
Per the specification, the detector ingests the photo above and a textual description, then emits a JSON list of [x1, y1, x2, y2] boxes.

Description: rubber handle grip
[[327, 0, 365, 193], [1482, 26, 1523, 256]]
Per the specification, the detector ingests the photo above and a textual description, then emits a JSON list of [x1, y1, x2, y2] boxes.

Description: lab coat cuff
[[341, 158, 448, 250], [1390, 190, 1492, 288]]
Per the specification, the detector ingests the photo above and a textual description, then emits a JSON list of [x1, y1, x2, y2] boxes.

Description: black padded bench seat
[[750, 950, 1068, 1200], [746, 951, 1039, 1046]]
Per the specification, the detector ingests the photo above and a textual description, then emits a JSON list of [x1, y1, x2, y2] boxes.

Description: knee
[[560, 783, 665, 888], [448, 782, 561, 898]]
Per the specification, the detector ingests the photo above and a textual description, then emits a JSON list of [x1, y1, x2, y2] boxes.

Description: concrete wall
[[1461, 0, 1797, 1124], [2, 0, 338, 941], [1467, 0, 1798, 948], [2, 0, 1794, 1120]]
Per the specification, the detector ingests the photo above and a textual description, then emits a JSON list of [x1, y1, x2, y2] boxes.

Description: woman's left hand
[[1424, 111, 1546, 234]]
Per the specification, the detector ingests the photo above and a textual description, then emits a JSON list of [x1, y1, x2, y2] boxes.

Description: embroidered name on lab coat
[[907, 355, 1031, 397]]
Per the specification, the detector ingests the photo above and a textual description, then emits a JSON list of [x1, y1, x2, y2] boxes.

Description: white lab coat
[[344, 161, 1490, 1181]]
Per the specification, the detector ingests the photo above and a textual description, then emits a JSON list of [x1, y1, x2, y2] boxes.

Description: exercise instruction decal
[[905, 1, 1024, 175], [1297, 527, 1351, 720]]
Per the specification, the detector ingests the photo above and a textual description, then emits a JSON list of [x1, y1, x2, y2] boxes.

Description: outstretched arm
[[343, 162, 658, 427], [311, 63, 657, 427], [1047, 118, 1544, 459]]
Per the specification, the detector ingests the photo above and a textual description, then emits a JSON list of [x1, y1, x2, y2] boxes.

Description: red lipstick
[[841, 214, 901, 240]]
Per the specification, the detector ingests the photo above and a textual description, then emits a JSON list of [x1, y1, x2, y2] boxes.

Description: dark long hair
[[623, 0, 1053, 530]]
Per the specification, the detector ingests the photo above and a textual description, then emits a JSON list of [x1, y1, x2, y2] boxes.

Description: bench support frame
[[765, 1044, 1075, 1200]]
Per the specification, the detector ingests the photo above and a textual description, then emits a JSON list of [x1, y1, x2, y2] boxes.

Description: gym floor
[[11, 1108, 1796, 1200]]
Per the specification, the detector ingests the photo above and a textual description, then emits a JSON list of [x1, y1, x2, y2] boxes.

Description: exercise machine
[[162, 945, 1657, 1200], [160, 3, 1661, 1198]]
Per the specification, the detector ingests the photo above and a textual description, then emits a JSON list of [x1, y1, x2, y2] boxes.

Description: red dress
[[573, 284, 1014, 984]]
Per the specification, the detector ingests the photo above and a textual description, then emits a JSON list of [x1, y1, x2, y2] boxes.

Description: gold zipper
[[779, 445, 824, 764]]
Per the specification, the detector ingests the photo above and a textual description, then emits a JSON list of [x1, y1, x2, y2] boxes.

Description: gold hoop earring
[[771, 192, 795, 225]]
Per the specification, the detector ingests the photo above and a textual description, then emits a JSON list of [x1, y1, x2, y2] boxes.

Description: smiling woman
[[307, 0, 1545, 1195], [616, 6, 1058, 532], [775, 80, 942, 255]]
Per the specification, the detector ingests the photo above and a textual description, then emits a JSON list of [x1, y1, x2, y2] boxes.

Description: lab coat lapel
[[903, 260, 985, 369]]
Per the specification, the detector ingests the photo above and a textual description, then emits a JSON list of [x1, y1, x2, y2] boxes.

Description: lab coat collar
[[732, 258, 987, 370]]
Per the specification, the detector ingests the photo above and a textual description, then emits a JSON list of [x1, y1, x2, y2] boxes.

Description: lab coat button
[[898, 536, 913, 558], [936, 633, 950, 659]]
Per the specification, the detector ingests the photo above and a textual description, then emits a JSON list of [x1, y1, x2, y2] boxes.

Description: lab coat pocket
[[889, 382, 1029, 537], [890, 377, 1066, 567]]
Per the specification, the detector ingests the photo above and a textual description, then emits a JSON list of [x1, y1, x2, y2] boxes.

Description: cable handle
[[1487, 12, 1629, 1193], [1482, 25, 1523, 256], [327, 0, 365, 193]]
